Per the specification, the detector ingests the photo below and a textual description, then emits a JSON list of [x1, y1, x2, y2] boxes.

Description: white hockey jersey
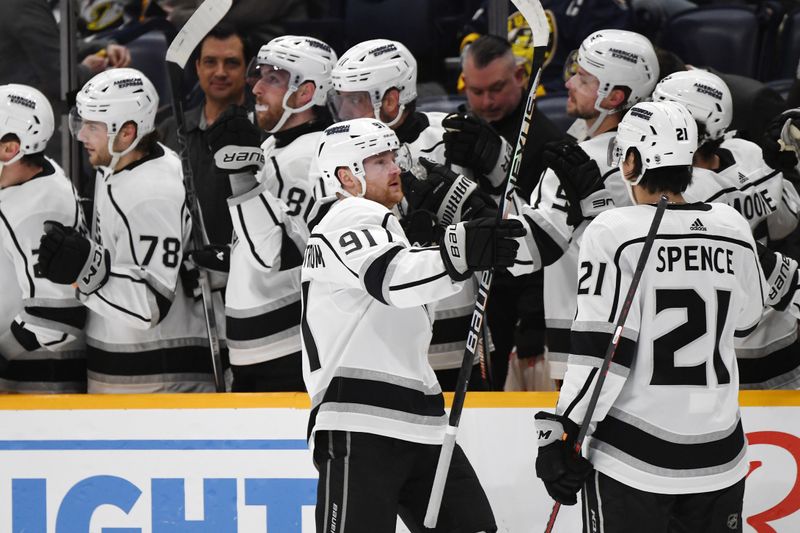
[[302, 197, 466, 445], [511, 131, 626, 374], [225, 122, 323, 366], [0, 159, 86, 392], [558, 202, 766, 494], [512, 133, 800, 379], [685, 138, 800, 389], [82, 144, 220, 393]]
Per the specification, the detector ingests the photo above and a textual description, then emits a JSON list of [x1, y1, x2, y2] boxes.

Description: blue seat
[[343, 0, 439, 77], [127, 31, 170, 108], [658, 6, 760, 78], [416, 94, 466, 115], [775, 8, 800, 80], [536, 94, 571, 134]]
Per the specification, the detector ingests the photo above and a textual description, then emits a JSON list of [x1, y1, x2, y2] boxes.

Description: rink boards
[[0, 391, 797, 532]]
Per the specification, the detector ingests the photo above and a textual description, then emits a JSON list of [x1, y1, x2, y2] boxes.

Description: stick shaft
[[544, 196, 668, 532]]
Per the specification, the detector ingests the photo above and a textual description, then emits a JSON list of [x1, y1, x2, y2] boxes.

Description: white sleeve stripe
[[235, 204, 271, 270], [95, 290, 151, 324], [107, 185, 141, 266], [381, 213, 394, 242], [258, 193, 281, 226], [43, 333, 68, 347], [271, 157, 285, 198], [0, 208, 34, 296], [561, 366, 598, 419], [389, 270, 448, 291]]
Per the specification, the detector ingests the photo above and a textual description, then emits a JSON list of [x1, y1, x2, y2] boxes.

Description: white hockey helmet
[[568, 30, 658, 137], [316, 118, 401, 197], [0, 84, 55, 165], [609, 101, 697, 187], [71, 68, 158, 166], [652, 70, 732, 143], [253, 35, 338, 133], [331, 39, 417, 127]]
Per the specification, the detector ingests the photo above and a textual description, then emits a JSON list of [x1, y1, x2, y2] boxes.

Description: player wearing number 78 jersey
[[534, 102, 767, 531], [36, 69, 219, 393]]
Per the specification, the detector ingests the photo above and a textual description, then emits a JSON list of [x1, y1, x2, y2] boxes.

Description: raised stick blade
[[510, 0, 549, 48], [166, 0, 233, 68]]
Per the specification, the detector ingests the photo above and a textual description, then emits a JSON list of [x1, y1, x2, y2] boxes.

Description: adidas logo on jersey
[[738, 172, 748, 184], [690, 218, 707, 231]]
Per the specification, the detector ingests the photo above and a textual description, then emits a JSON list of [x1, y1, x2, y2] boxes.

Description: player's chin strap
[[585, 93, 622, 139], [375, 102, 406, 128], [265, 85, 317, 133], [100, 134, 141, 177], [0, 151, 25, 182], [334, 170, 367, 199]]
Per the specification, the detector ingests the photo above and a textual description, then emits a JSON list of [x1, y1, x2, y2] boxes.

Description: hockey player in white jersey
[[329, 38, 507, 389], [303, 118, 524, 532], [535, 101, 766, 531], [218, 35, 336, 391], [0, 84, 87, 392], [508, 30, 659, 376], [36, 68, 218, 393], [652, 70, 800, 389]]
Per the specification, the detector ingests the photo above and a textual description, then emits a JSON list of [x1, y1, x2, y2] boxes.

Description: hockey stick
[[165, 0, 233, 392], [543, 195, 668, 533], [59, 0, 80, 191], [423, 0, 549, 527]]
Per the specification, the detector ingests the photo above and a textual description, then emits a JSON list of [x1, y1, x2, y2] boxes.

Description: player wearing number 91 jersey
[[535, 103, 767, 532], [301, 118, 525, 532], [37, 69, 220, 393]]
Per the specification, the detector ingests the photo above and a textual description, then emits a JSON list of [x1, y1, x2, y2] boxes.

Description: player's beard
[[566, 100, 598, 121], [255, 103, 282, 131]]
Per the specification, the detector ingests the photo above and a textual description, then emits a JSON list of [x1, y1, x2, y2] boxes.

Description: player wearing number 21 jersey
[[534, 102, 767, 533]]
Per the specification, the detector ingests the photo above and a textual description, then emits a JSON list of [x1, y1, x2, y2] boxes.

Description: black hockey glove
[[534, 411, 594, 506], [542, 140, 613, 227], [442, 113, 504, 177], [206, 105, 264, 194], [402, 158, 498, 226], [761, 109, 800, 173], [402, 209, 441, 246], [514, 318, 546, 360], [188, 244, 231, 273], [180, 244, 230, 299], [440, 217, 525, 281], [36, 221, 109, 294]]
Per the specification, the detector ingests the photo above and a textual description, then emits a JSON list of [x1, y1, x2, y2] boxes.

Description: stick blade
[[166, 0, 233, 68], [510, 0, 549, 49]]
